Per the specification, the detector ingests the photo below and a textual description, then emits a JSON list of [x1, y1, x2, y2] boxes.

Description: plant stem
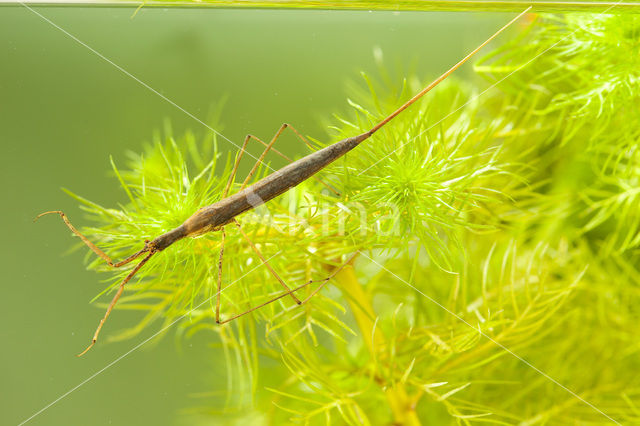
[[336, 266, 422, 426]]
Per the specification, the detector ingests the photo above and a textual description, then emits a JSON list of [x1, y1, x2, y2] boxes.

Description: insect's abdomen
[[181, 132, 369, 236], [230, 133, 368, 210]]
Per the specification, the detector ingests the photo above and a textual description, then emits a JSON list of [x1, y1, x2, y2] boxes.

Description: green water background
[[1, 8, 505, 425]]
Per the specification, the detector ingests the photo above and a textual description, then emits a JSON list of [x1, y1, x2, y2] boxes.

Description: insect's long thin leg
[[215, 227, 226, 324], [223, 134, 253, 198], [298, 252, 358, 304], [77, 250, 156, 356], [240, 123, 297, 190], [233, 218, 301, 304], [218, 252, 357, 324], [245, 125, 339, 195], [223, 131, 338, 197], [224, 134, 298, 306], [34, 211, 148, 267]]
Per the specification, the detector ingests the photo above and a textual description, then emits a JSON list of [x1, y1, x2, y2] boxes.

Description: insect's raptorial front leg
[[78, 250, 156, 356], [36, 211, 157, 355], [218, 252, 357, 324], [34, 211, 148, 267], [233, 218, 301, 304]]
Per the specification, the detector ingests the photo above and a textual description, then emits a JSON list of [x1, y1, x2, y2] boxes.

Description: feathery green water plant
[[477, 13, 640, 256], [66, 75, 536, 422], [60, 11, 640, 425], [477, 14, 640, 146], [316, 77, 529, 268]]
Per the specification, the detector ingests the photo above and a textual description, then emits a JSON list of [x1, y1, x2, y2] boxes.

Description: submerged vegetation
[[65, 13, 640, 425]]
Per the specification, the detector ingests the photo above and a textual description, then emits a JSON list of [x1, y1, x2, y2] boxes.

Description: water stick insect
[[37, 9, 530, 356]]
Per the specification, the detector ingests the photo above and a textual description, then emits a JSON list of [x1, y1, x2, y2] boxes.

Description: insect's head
[[149, 224, 188, 252]]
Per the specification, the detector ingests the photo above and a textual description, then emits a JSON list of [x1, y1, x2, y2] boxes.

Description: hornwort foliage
[[64, 13, 640, 425]]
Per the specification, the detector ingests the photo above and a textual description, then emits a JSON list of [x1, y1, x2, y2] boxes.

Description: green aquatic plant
[[477, 13, 640, 255], [477, 13, 640, 146], [63, 12, 640, 425]]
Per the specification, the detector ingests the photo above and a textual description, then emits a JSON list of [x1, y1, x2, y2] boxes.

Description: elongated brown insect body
[[37, 8, 531, 356], [158, 133, 371, 249]]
